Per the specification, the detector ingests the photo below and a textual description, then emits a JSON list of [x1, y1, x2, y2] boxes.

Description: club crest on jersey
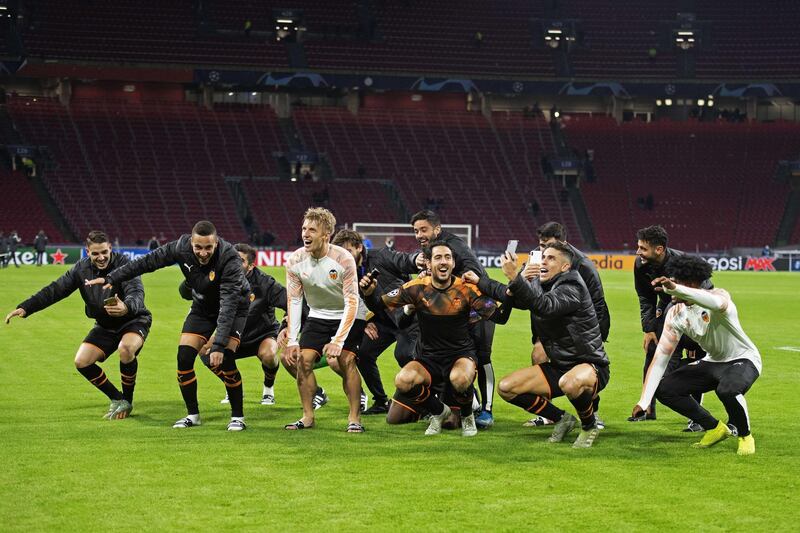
[[701, 311, 710, 323], [329, 269, 338, 281], [250, 293, 256, 302], [387, 288, 400, 297], [209, 271, 216, 281]]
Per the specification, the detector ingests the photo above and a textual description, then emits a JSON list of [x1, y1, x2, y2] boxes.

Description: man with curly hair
[[631, 255, 761, 456]]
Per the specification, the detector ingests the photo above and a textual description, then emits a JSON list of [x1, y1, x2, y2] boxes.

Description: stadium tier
[[0, 168, 63, 243], [21, 0, 288, 68], [561, 116, 800, 251], [293, 106, 581, 249], [6, 97, 291, 243], [14, 0, 800, 79]]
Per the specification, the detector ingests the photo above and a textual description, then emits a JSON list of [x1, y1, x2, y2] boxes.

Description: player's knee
[[449, 371, 472, 392], [117, 343, 136, 363], [498, 377, 515, 399], [715, 381, 742, 400], [394, 371, 415, 392], [559, 375, 580, 397], [74, 354, 92, 369]]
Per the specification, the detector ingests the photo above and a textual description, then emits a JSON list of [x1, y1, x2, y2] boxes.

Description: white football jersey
[[666, 288, 762, 374], [285, 244, 360, 347]]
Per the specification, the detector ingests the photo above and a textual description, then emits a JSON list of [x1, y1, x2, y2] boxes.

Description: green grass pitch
[[1, 266, 799, 531]]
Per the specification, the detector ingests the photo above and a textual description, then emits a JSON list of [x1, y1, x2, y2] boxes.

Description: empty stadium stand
[[0, 168, 63, 244], [293, 106, 582, 249], [6, 96, 292, 243], [561, 116, 800, 250]]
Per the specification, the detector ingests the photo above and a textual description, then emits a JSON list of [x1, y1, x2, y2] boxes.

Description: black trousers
[[656, 359, 759, 437], [357, 320, 418, 404], [643, 305, 705, 414]]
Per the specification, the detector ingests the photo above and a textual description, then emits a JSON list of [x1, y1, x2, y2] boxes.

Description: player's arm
[[329, 254, 359, 351], [634, 264, 658, 333], [8, 266, 81, 323], [509, 274, 581, 317], [375, 247, 417, 278], [633, 307, 682, 416], [285, 264, 304, 348], [178, 280, 193, 300], [212, 255, 247, 354], [94, 239, 181, 288], [657, 278, 728, 312], [117, 257, 145, 316]]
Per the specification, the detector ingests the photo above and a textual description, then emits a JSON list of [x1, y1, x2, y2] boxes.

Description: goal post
[[351, 222, 472, 251]]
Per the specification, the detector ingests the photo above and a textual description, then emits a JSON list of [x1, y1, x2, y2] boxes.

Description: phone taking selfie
[[529, 250, 543, 264], [370, 268, 380, 278], [505, 240, 519, 255], [103, 296, 117, 307]]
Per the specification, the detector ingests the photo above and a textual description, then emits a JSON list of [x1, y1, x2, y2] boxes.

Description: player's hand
[[323, 343, 342, 359], [284, 345, 299, 367], [5, 308, 26, 324], [200, 338, 214, 356], [631, 404, 646, 419], [364, 322, 379, 341], [209, 350, 224, 367], [359, 274, 377, 296], [461, 270, 480, 284], [276, 328, 289, 350], [522, 262, 541, 281], [652, 276, 677, 292], [643, 332, 658, 352], [104, 295, 128, 317], [414, 253, 426, 270], [85, 277, 112, 290], [500, 252, 519, 281]]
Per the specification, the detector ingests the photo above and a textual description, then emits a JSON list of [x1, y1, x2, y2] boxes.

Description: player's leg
[[714, 359, 759, 454], [257, 337, 280, 405], [655, 360, 732, 447], [394, 322, 419, 368], [472, 321, 496, 428], [112, 330, 145, 419], [173, 332, 207, 427], [329, 349, 364, 430], [449, 357, 478, 436], [498, 364, 565, 423], [280, 349, 328, 410], [357, 321, 395, 413], [220, 337, 246, 431], [559, 363, 609, 448], [394, 360, 449, 435], [287, 349, 320, 428], [74, 340, 124, 417]]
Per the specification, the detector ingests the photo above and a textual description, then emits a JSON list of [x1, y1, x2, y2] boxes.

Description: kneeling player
[[361, 240, 500, 437], [5, 231, 151, 419], [631, 256, 761, 455]]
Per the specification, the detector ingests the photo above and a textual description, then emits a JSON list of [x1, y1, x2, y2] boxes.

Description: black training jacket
[[566, 242, 611, 341], [480, 270, 608, 371], [360, 246, 416, 328], [18, 252, 151, 330], [105, 235, 248, 352]]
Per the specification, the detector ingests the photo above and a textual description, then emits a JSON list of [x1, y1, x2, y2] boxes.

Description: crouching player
[[360, 240, 501, 437], [632, 255, 761, 455], [5, 230, 151, 420]]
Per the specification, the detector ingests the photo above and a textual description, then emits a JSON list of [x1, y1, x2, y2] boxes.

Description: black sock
[[78, 364, 124, 401], [407, 383, 445, 416], [263, 363, 279, 388], [222, 349, 244, 418], [119, 358, 138, 404], [452, 384, 475, 419], [177, 345, 199, 415], [507, 392, 564, 422], [592, 395, 600, 412], [569, 390, 597, 429]]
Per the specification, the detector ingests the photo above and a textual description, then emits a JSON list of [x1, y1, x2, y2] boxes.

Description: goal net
[[351, 222, 472, 252]]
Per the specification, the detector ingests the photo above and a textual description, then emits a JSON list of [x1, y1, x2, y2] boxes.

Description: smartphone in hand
[[529, 250, 543, 264], [505, 240, 519, 255], [103, 296, 117, 306]]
